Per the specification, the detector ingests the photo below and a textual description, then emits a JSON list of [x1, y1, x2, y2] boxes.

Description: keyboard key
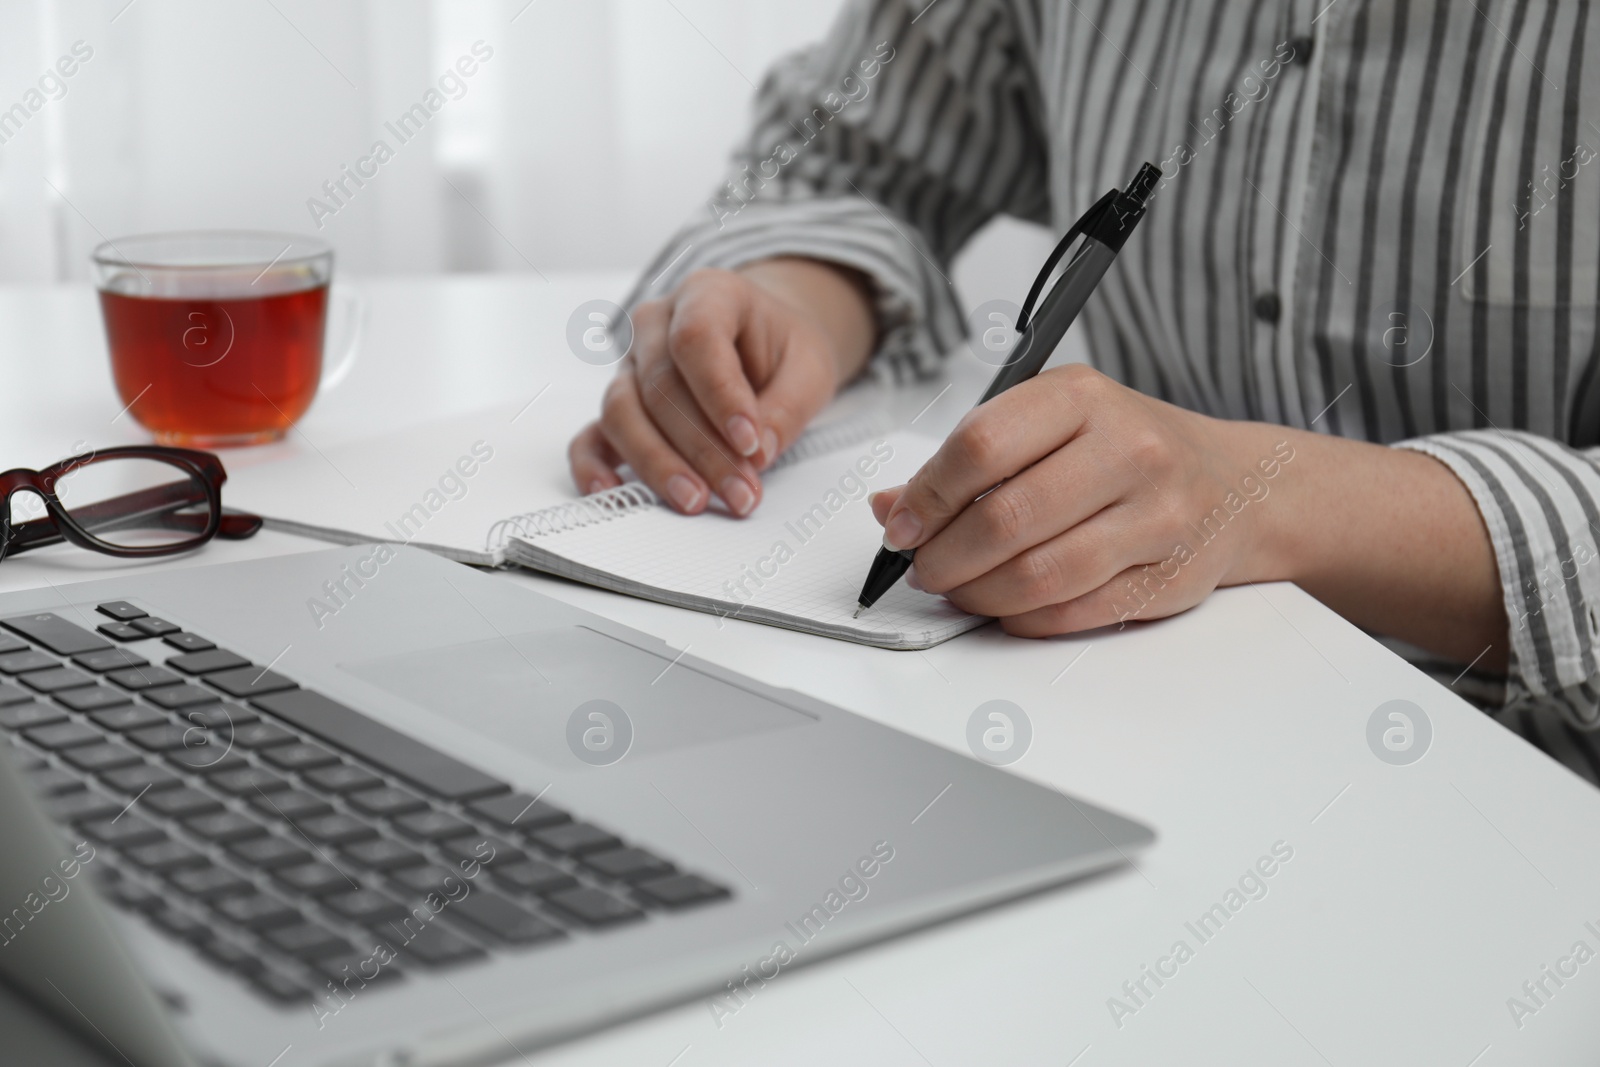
[[468, 792, 570, 832], [27, 766, 84, 796], [73, 648, 149, 673], [207, 666, 296, 698], [304, 765, 383, 794], [228, 723, 296, 749], [346, 786, 426, 817], [126, 839, 209, 873], [252, 970, 312, 1003], [170, 866, 254, 900], [202, 937, 266, 977], [317, 953, 405, 988], [149, 906, 213, 942], [185, 811, 267, 843], [147, 787, 224, 817], [393, 810, 474, 842], [89, 705, 163, 731], [81, 814, 165, 848], [167, 748, 247, 774], [108, 879, 165, 912], [128, 724, 203, 752], [1, 612, 111, 655], [265, 923, 355, 961], [170, 649, 251, 675], [182, 704, 259, 729], [0, 680, 38, 706], [228, 837, 311, 869], [530, 822, 620, 857], [390, 923, 484, 966], [389, 866, 456, 894], [276, 863, 357, 896], [447, 889, 568, 943], [441, 835, 525, 867], [61, 741, 143, 772], [260, 742, 339, 771], [632, 873, 732, 910], [146, 684, 221, 710], [24, 721, 103, 749], [216, 893, 300, 930], [164, 633, 217, 653], [581, 847, 675, 884], [252, 792, 332, 820], [212, 767, 291, 796], [493, 860, 577, 896], [50, 790, 124, 822], [97, 602, 147, 622], [0, 702, 65, 729], [101, 763, 184, 794], [343, 839, 428, 872], [20, 667, 96, 693], [544, 886, 645, 927], [298, 813, 376, 845], [324, 888, 409, 924], [0, 633, 27, 654], [0, 650, 60, 675], [108, 665, 182, 690], [130, 617, 181, 637], [252, 689, 508, 802], [57, 686, 135, 713], [97, 622, 147, 642]]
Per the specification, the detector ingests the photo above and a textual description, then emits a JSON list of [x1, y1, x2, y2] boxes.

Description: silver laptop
[[0, 544, 1152, 1066]]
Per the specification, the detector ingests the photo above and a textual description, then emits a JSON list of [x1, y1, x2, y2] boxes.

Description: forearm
[[738, 257, 877, 386], [1228, 421, 1509, 670]]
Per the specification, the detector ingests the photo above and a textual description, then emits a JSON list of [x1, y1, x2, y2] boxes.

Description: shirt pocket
[[1458, 0, 1600, 308]]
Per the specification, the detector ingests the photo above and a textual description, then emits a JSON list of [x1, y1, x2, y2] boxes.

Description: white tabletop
[[3, 274, 1598, 1066]]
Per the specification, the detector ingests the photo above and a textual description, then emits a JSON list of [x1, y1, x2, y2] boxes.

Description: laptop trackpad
[[340, 626, 814, 768]]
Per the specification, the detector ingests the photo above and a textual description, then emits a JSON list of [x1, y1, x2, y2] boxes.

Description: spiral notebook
[[486, 423, 983, 650], [227, 406, 986, 650]]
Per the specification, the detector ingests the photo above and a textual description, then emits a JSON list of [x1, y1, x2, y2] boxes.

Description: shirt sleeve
[[623, 0, 1050, 382], [1396, 430, 1600, 729]]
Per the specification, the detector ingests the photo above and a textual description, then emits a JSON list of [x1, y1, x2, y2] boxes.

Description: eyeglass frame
[[0, 445, 262, 561]]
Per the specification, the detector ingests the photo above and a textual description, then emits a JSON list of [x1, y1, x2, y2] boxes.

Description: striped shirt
[[627, 0, 1600, 785]]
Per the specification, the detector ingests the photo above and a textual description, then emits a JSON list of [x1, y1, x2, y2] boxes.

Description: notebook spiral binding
[[487, 412, 892, 550]]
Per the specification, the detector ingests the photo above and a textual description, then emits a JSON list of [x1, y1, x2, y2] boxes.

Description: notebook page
[[500, 432, 985, 649]]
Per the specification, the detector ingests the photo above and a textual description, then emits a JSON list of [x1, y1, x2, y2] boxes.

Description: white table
[[3, 274, 1598, 1066]]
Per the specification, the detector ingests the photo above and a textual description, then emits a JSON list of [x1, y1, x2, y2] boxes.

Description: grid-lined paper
[[499, 431, 984, 650]]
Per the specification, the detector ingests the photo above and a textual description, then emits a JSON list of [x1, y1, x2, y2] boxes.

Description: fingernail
[[721, 475, 757, 516], [725, 415, 760, 456], [760, 428, 780, 465], [586, 480, 606, 496], [666, 474, 703, 512], [905, 565, 924, 591], [884, 508, 922, 550]]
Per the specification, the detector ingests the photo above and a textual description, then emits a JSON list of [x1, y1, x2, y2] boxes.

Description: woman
[[568, 0, 1600, 783]]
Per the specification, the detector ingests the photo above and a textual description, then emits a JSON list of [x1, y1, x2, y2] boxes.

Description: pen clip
[[1014, 188, 1116, 334]]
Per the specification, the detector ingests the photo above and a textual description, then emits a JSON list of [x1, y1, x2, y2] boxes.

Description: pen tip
[[853, 604, 866, 619]]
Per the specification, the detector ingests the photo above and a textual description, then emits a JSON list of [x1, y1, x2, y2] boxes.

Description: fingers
[[939, 505, 1172, 618], [638, 361, 762, 515], [881, 366, 1103, 550], [910, 432, 1130, 592], [599, 372, 712, 513], [667, 276, 765, 459], [567, 421, 625, 495], [998, 556, 1214, 637], [869, 485, 904, 526], [753, 330, 838, 468]]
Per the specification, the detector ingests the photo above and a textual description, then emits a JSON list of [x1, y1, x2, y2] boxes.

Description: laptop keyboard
[[0, 604, 731, 1005]]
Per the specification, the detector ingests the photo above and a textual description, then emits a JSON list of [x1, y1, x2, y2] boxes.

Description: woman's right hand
[[568, 258, 877, 516]]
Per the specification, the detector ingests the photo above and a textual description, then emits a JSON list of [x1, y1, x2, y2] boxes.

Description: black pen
[[854, 162, 1162, 619]]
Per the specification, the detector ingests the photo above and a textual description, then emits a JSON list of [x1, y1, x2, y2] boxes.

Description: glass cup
[[92, 231, 360, 447]]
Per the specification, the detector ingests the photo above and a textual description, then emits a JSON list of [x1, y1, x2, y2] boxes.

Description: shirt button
[[1253, 292, 1282, 323], [1285, 35, 1314, 65]]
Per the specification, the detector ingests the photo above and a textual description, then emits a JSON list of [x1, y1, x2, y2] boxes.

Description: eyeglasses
[[0, 445, 262, 562]]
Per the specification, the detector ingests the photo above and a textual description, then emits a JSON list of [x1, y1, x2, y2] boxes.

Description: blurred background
[[0, 0, 1050, 304]]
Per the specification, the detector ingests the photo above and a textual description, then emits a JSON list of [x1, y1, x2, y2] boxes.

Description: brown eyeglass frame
[[0, 445, 262, 561]]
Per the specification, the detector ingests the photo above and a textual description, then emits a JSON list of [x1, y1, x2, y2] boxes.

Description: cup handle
[[321, 287, 363, 392]]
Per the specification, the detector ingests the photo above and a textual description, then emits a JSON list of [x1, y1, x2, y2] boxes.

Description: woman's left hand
[[869, 364, 1294, 636]]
